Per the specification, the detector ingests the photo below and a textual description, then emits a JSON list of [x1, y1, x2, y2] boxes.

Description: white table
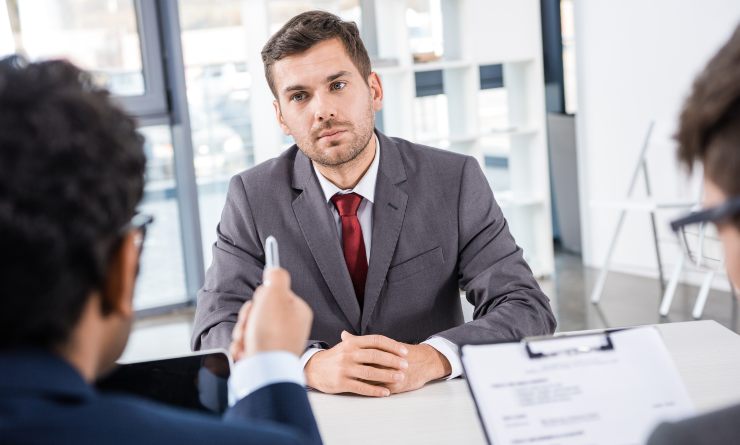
[[308, 320, 740, 445]]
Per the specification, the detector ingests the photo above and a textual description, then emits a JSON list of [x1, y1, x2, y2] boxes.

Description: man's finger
[[352, 349, 409, 370], [344, 379, 391, 397], [352, 334, 409, 356], [348, 364, 405, 384], [261, 267, 291, 290], [239, 300, 253, 321], [229, 342, 243, 362], [232, 301, 253, 341]]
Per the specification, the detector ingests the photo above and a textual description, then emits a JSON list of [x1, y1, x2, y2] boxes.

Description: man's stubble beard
[[298, 104, 375, 168]]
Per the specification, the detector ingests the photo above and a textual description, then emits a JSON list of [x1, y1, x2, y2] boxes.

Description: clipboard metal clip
[[523, 332, 615, 359]]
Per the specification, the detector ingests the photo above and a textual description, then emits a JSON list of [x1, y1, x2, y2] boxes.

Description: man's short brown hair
[[261, 10, 372, 98], [676, 23, 740, 198]]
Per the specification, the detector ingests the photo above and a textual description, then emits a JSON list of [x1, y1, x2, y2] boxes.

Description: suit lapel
[[291, 149, 361, 332], [362, 132, 408, 331]]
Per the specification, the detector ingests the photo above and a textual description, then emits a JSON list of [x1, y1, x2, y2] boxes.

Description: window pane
[[179, 0, 254, 268], [136, 126, 187, 310], [2, 0, 145, 96]]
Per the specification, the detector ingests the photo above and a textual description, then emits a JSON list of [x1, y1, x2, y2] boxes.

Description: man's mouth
[[317, 129, 346, 140]]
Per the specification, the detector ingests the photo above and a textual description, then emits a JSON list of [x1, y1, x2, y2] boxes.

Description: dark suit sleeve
[[435, 157, 556, 345], [647, 422, 696, 445], [226, 382, 322, 445], [192, 175, 264, 350], [90, 385, 320, 444], [647, 403, 740, 445]]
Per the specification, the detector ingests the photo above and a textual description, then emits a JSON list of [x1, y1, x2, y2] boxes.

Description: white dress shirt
[[301, 135, 462, 380], [229, 351, 305, 405]]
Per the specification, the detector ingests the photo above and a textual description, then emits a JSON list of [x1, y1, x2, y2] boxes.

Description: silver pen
[[265, 235, 280, 269]]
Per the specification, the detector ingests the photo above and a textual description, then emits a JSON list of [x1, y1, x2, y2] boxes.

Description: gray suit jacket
[[648, 404, 740, 445], [192, 130, 555, 351]]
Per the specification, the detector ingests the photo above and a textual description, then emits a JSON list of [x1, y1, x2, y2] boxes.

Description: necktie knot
[[331, 192, 363, 217]]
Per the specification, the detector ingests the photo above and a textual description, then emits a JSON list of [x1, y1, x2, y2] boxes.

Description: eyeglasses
[[119, 213, 154, 257], [670, 197, 740, 271]]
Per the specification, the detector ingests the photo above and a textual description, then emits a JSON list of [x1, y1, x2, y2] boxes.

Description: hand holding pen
[[230, 236, 313, 360]]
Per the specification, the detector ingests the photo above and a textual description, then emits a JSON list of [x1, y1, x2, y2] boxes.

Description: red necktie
[[331, 192, 368, 306]]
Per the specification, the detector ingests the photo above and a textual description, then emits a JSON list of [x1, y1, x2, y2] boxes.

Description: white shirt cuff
[[423, 336, 462, 380], [300, 346, 324, 369], [228, 351, 305, 404]]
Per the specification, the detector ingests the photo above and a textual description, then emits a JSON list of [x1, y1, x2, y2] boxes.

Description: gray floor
[[122, 249, 739, 362], [548, 250, 739, 334]]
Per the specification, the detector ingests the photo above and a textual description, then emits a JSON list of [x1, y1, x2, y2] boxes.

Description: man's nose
[[313, 92, 337, 122]]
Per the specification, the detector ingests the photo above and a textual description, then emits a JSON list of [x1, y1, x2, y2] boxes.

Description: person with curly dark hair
[[647, 22, 740, 445], [0, 56, 321, 444]]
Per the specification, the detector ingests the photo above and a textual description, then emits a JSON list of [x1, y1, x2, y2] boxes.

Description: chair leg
[[659, 255, 685, 316], [692, 271, 716, 319], [590, 210, 628, 304]]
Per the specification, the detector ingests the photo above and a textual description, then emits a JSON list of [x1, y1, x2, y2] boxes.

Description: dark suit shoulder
[[648, 403, 740, 445], [233, 145, 298, 192]]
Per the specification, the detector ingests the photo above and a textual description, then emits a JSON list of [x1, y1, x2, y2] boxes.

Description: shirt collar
[[314, 135, 380, 204]]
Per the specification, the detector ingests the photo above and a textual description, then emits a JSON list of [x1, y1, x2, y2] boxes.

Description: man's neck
[[313, 134, 376, 190], [56, 296, 104, 382]]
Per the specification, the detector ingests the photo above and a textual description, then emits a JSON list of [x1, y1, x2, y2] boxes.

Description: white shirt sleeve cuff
[[228, 351, 305, 404], [423, 336, 462, 380], [300, 346, 324, 369]]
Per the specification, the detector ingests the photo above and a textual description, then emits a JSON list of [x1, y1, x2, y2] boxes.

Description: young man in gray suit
[[192, 10, 556, 397], [647, 23, 740, 445]]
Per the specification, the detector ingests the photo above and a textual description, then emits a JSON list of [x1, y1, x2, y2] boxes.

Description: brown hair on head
[[261, 10, 372, 98], [675, 23, 740, 200]]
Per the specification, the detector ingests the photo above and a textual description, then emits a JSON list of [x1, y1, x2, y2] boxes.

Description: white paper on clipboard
[[462, 327, 694, 445]]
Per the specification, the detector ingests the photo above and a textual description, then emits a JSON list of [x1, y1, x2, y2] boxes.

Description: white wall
[[0, 3, 13, 56], [575, 1, 740, 285]]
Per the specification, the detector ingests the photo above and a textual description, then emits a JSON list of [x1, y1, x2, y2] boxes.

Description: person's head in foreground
[[0, 56, 147, 377], [0, 56, 318, 445], [0, 55, 311, 378], [649, 23, 740, 445], [671, 23, 740, 289]]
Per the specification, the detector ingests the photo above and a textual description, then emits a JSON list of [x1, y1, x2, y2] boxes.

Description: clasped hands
[[304, 331, 452, 397], [226, 267, 451, 398]]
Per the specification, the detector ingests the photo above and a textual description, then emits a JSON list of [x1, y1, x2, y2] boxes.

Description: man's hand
[[304, 331, 409, 397], [229, 267, 313, 361], [383, 343, 452, 394]]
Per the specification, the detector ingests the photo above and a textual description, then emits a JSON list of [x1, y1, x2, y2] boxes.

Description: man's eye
[[291, 92, 307, 102], [331, 81, 347, 91]]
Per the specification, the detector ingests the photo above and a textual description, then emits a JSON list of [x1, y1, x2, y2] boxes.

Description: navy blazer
[[0, 350, 322, 444]]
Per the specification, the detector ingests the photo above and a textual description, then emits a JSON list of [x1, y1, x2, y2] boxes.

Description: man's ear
[[368, 72, 384, 112], [101, 232, 138, 319], [273, 100, 292, 135]]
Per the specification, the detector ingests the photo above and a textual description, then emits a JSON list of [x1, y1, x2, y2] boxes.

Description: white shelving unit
[[371, 0, 554, 277]]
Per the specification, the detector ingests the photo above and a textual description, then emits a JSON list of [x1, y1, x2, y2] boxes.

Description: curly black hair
[[0, 56, 146, 350]]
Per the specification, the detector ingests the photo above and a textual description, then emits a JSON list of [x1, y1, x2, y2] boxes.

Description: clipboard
[[461, 327, 693, 445]]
